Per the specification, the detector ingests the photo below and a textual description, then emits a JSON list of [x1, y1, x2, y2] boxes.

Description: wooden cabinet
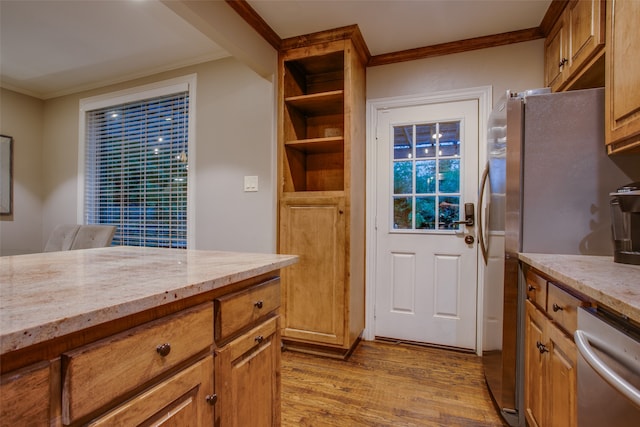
[[215, 317, 280, 427], [544, 0, 605, 92], [1, 273, 286, 426], [605, 0, 640, 153], [0, 361, 54, 426], [0, 250, 293, 426], [61, 303, 214, 424], [523, 267, 585, 427], [277, 26, 368, 358], [87, 355, 215, 426], [214, 283, 282, 426], [525, 300, 578, 427], [524, 300, 546, 427], [279, 196, 346, 347]]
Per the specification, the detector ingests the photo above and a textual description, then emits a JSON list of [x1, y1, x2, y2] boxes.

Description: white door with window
[[374, 99, 479, 350]]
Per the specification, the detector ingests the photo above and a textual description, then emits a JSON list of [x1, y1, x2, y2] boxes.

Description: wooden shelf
[[285, 137, 344, 154], [285, 90, 344, 116]]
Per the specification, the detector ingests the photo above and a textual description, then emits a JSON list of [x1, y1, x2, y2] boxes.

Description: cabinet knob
[[156, 343, 171, 357], [255, 335, 264, 344], [536, 341, 549, 354], [552, 303, 563, 312], [254, 300, 264, 309], [527, 284, 535, 292], [205, 394, 218, 405], [559, 58, 568, 67]]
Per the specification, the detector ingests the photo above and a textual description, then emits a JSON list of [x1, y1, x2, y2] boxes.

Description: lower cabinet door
[[279, 196, 346, 346], [524, 300, 578, 427], [525, 300, 546, 427], [215, 316, 280, 427], [87, 355, 215, 427], [547, 323, 577, 427]]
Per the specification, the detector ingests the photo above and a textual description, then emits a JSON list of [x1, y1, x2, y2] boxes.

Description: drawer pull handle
[[536, 341, 549, 354], [205, 394, 218, 405], [255, 335, 264, 344], [254, 300, 264, 309], [156, 343, 171, 357], [527, 284, 535, 292], [552, 303, 563, 312]]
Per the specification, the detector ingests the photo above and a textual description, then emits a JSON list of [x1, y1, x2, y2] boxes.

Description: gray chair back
[[70, 225, 116, 250], [44, 224, 81, 252]]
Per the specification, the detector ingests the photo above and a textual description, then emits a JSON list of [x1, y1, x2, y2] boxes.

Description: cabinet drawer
[[525, 268, 548, 309], [547, 283, 582, 334], [87, 355, 214, 426], [226, 315, 279, 361], [0, 361, 51, 425], [215, 278, 280, 343], [62, 303, 213, 424]]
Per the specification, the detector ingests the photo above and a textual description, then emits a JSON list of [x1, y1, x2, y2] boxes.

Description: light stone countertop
[[518, 253, 640, 321], [0, 246, 298, 355]]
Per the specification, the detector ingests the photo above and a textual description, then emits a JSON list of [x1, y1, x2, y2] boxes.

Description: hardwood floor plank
[[281, 340, 507, 426]]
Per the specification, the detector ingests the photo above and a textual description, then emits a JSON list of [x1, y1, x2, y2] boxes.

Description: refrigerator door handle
[[478, 162, 490, 264]]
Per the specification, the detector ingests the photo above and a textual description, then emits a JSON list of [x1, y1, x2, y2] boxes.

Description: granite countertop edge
[[0, 247, 298, 355]]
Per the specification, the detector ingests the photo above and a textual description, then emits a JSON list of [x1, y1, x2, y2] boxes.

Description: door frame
[[365, 86, 492, 356]]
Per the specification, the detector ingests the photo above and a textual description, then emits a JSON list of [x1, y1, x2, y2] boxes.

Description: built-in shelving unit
[[277, 25, 369, 358]]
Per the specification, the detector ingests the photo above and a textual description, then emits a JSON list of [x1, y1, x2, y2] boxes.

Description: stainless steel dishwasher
[[575, 307, 640, 426]]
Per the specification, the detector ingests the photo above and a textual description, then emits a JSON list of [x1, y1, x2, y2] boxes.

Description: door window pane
[[438, 159, 460, 193], [391, 120, 463, 232], [415, 123, 437, 159], [439, 196, 460, 229], [416, 160, 436, 193], [393, 197, 412, 229], [393, 125, 413, 160], [394, 161, 413, 194], [416, 196, 436, 229]]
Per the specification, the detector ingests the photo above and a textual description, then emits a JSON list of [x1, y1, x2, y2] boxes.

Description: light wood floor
[[281, 340, 507, 427]]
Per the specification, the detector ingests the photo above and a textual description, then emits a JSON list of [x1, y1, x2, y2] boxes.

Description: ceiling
[[0, 0, 551, 100]]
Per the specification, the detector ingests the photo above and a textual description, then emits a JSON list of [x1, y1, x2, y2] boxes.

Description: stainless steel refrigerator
[[479, 87, 640, 426]]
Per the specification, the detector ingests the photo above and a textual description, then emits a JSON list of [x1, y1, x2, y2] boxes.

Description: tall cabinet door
[[279, 196, 346, 346]]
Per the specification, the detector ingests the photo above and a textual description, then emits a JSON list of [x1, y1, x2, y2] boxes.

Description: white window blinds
[[84, 91, 189, 248]]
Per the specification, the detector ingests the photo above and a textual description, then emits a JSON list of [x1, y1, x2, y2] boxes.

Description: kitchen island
[[0, 246, 297, 426]]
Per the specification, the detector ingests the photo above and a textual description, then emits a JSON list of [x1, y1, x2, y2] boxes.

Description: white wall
[[367, 40, 545, 106], [0, 89, 44, 255], [38, 57, 277, 254]]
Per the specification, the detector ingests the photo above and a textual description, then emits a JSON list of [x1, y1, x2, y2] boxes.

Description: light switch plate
[[244, 176, 258, 192]]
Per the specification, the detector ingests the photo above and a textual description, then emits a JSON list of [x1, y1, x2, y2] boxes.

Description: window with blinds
[[84, 91, 189, 248]]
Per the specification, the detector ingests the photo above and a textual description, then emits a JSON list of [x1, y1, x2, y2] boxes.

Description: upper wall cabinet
[[605, 0, 640, 154], [544, 0, 605, 92]]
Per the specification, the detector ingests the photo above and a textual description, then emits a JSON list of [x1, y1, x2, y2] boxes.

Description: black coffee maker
[[610, 182, 640, 265]]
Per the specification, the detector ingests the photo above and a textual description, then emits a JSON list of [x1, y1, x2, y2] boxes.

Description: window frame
[[78, 74, 197, 248]]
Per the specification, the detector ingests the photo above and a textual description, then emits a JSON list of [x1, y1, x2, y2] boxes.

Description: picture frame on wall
[[0, 135, 13, 216]]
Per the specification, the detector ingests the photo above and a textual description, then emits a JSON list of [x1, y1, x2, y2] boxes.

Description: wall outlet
[[244, 176, 258, 192]]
